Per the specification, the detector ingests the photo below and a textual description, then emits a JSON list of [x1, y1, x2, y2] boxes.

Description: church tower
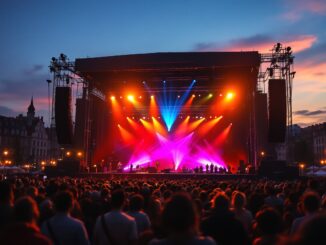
[[27, 97, 35, 125]]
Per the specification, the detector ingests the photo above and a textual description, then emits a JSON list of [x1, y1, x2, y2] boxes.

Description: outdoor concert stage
[[74, 52, 262, 172], [71, 172, 258, 180]]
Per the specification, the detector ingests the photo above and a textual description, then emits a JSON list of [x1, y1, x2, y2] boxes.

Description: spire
[[27, 96, 35, 118]]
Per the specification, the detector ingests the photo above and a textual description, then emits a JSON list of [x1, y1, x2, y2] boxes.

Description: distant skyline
[[0, 0, 325, 126]]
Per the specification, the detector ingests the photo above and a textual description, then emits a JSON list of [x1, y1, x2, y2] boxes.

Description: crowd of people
[[0, 175, 325, 245]]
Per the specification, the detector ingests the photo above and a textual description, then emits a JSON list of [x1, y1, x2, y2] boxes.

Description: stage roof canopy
[[75, 52, 261, 89]]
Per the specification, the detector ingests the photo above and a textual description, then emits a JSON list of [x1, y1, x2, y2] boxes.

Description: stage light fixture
[[151, 95, 154, 99], [208, 93, 213, 98], [226, 92, 234, 100], [192, 94, 196, 98], [127, 95, 134, 101], [139, 96, 142, 99], [177, 95, 181, 98], [219, 94, 223, 97], [120, 96, 123, 99], [111, 96, 115, 100]]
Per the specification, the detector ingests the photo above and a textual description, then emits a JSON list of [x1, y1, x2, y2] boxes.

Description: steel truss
[[258, 43, 295, 161]]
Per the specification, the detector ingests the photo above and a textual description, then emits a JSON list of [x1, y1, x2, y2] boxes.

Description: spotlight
[[151, 95, 154, 99], [142, 81, 146, 84], [192, 94, 196, 98], [139, 96, 142, 99], [117, 124, 121, 127], [208, 93, 213, 98], [177, 95, 180, 98], [127, 95, 134, 101], [219, 94, 223, 97], [163, 80, 166, 84], [120, 96, 123, 99], [111, 96, 115, 100], [226, 92, 234, 100], [193, 79, 197, 83]]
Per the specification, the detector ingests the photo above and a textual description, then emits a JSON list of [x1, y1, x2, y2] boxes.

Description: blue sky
[[0, 0, 325, 126]]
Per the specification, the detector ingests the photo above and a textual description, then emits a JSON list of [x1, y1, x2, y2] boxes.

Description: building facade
[[0, 98, 59, 165]]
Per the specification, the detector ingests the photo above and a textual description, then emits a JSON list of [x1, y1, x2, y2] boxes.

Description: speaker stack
[[268, 79, 287, 143], [55, 87, 73, 145]]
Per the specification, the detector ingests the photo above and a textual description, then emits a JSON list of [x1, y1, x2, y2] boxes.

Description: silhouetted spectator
[[291, 191, 320, 234], [0, 180, 14, 231], [93, 189, 138, 245], [150, 192, 215, 245], [0, 196, 52, 245], [253, 207, 284, 245], [41, 191, 89, 245], [293, 213, 326, 245], [231, 191, 253, 232], [128, 194, 151, 234], [201, 192, 250, 245]]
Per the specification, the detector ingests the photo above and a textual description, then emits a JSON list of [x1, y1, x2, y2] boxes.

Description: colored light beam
[[124, 152, 152, 171], [150, 95, 159, 117], [197, 116, 223, 136], [188, 118, 205, 132], [159, 80, 196, 131], [111, 96, 123, 120], [117, 124, 135, 144], [127, 117, 143, 134], [175, 115, 190, 136], [140, 118, 154, 133], [152, 117, 167, 135], [155, 132, 194, 170], [214, 123, 232, 146], [194, 142, 226, 168]]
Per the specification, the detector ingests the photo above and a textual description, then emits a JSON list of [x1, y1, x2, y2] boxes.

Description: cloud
[[0, 72, 49, 113], [0, 106, 17, 117], [294, 110, 326, 116], [23, 64, 44, 75], [194, 34, 317, 53], [282, 0, 326, 21], [293, 108, 326, 126]]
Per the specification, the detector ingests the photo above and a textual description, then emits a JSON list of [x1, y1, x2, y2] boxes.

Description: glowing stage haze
[[115, 80, 229, 172]]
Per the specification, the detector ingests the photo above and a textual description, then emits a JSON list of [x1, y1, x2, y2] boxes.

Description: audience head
[[302, 191, 320, 214], [14, 196, 39, 224], [212, 192, 230, 212], [129, 194, 144, 212], [295, 213, 326, 245], [54, 191, 74, 213], [0, 181, 14, 205], [255, 207, 282, 236], [232, 191, 246, 210], [111, 189, 125, 209], [162, 192, 198, 234]]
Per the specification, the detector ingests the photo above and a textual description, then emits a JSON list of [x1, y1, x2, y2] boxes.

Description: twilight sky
[[0, 0, 325, 127]]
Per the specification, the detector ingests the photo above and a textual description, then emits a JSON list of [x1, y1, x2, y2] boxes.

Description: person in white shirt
[[93, 189, 138, 245]]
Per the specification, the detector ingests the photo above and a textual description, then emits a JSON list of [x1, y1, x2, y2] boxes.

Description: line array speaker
[[55, 87, 73, 145], [268, 79, 286, 143]]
